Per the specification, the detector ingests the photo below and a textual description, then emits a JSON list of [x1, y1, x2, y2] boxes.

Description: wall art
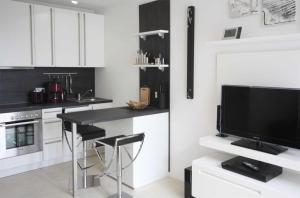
[[229, 0, 259, 18], [263, 0, 296, 25]]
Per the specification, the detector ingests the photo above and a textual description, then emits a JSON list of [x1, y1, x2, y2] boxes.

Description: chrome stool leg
[[77, 141, 100, 189], [94, 133, 145, 198], [83, 141, 87, 188], [107, 146, 132, 198]]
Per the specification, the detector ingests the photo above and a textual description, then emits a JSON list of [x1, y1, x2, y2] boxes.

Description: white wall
[[170, 0, 300, 181], [96, 0, 300, 181], [95, 0, 155, 107], [95, 2, 140, 107]]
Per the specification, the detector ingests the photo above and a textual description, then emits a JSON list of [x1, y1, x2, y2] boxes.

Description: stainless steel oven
[[0, 110, 42, 159]]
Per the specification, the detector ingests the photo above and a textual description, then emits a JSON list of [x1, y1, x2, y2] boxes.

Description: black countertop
[[0, 98, 113, 114], [57, 107, 169, 125]]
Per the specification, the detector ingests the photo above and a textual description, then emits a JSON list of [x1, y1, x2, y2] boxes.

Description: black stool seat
[[95, 135, 125, 147], [95, 133, 145, 147], [78, 125, 106, 141], [64, 122, 106, 141]]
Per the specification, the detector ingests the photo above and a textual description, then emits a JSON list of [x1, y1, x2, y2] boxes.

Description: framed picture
[[263, 0, 296, 25], [223, 27, 242, 40], [229, 0, 259, 18]]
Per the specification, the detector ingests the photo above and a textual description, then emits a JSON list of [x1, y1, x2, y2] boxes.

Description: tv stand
[[231, 139, 288, 155], [193, 153, 300, 198]]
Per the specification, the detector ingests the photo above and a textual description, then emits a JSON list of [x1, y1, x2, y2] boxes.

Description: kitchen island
[[57, 107, 169, 197]]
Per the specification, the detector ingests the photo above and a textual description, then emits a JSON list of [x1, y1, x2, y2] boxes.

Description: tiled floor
[[0, 158, 183, 198]]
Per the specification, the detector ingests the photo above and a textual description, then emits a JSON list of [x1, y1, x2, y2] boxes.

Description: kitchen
[[0, 0, 175, 197]]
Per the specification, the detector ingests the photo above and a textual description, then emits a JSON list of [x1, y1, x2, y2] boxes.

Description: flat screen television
[[221, 85, 300, 154]]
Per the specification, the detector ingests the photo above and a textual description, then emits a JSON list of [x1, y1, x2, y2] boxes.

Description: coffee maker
[[47, 78, 65, 103]]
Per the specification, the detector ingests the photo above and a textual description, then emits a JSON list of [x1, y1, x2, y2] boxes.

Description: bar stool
[[93, 133, 145, 198], [63, 121, 106, 189]]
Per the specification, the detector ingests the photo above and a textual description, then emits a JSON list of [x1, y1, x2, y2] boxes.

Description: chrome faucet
[[77, 89, 93, 101]]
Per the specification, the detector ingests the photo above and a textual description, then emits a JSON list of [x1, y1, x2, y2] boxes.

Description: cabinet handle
[[4, 120, 40, 127], [44, 110, 61, 114], [45, 140, 62, 145], [78, 12, 81, 66], [83, 13, 86, 66], [43, 120, 61, 124], [30, 5, 36, 66], [50, 8, 55, 66]]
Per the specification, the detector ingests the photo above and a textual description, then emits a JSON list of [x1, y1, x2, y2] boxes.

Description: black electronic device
[[216, 105, 228, 137], [221, 85, 300, 154], [217, 105, 221, 132], [222, 156, 282, 182], [223, 27, 242, 40]]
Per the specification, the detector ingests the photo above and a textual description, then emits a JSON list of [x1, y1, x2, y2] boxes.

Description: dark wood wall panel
[[139, 0, 170, 108], [0, 67, 95, 105]]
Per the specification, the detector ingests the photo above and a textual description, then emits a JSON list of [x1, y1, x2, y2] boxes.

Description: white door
[[54, 8, 80, 67], [34, 5, 53, 67], [0, 0, 32, 67], [84, 13, 104, 67]]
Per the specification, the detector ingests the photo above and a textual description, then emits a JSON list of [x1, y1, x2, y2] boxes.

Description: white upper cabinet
[[0, 0, 32, 67], [83, 13, 104, 67], [0, 1, 104, 68], [54, 8, 80, 67], [33, 5, 53, 66]]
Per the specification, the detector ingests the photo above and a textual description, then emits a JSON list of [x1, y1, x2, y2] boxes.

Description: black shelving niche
[[139, 0, 170, 108]]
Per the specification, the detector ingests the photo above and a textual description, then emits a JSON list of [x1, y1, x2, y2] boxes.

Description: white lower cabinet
[[42, 119, 62, 140], [42, 108, 63, 164], [43, 138, 63, 161]]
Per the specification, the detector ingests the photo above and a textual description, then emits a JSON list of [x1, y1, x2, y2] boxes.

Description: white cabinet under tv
[[192, 135, 300, 198], [193, 153, 300, 198]]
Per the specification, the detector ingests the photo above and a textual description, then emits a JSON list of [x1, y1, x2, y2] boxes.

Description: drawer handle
[[44, 110, 62, 114], [45, 140, 62, 145], [44, 120, 62, 124]]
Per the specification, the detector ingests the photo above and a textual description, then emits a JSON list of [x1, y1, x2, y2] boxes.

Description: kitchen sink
[[67, 97, 104, 103]]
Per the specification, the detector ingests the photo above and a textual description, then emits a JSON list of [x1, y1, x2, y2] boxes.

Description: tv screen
[[221, 85, 300, 149]]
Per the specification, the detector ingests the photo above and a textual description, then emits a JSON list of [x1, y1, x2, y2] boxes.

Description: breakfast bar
[[57, 107, 169, 197]]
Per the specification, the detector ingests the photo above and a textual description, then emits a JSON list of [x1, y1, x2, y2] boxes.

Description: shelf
[[206, 33, 300, 47], [193, 153, 300, 198], [133, 64, 169, 71], [136, 30, 169, 40], [199, 135, 300, 172]]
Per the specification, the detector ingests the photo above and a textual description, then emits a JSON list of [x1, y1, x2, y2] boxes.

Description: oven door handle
[[2, 120, 40, 127]]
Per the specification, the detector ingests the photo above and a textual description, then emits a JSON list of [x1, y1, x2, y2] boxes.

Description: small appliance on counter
[[47, 78, 65, 103], [31, 88, 45, 104], [127, 87, 150, 110], [158, 84, 166, 109]]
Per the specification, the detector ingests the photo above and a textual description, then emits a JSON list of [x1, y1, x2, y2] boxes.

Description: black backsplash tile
[[0, 67, 95, 105]]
